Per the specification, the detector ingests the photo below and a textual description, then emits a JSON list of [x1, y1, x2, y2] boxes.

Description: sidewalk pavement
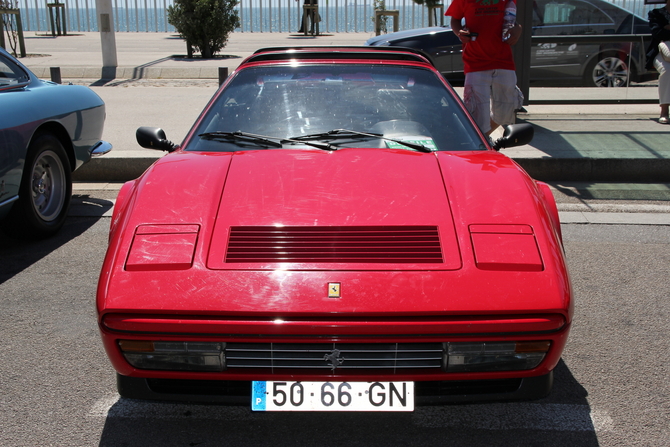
[[16, 31, 670, 183]]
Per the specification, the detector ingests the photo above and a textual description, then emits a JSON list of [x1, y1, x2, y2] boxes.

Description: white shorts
[[654, 54, 670, 105], [463, 69, 523, 133]]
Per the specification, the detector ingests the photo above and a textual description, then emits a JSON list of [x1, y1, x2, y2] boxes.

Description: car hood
[[206, 148, 461, 270], [100, 148, 570, 316], [366, 26, 451, 45]]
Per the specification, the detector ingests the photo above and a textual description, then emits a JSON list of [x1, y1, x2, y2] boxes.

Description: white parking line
[[69, 199, 115, 217], [89, 395, 612, 432]]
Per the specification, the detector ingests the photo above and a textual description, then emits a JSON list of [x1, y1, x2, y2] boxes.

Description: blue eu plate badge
[[252, 381, 267, 411]]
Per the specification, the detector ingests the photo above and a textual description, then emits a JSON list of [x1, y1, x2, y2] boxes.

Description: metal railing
[[12, 0, 435, 33], [5, 0, 661, 34]]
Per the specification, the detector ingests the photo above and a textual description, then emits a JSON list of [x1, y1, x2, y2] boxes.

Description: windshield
[[0, 54, 30, 88], [186, 64, 485, 152]]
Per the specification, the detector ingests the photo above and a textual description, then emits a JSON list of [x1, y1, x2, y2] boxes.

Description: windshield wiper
[[199, 131, 283, 148], [199, 131, 336, 151], [288, 129, 383, 141], [287, 129, 433, 153]]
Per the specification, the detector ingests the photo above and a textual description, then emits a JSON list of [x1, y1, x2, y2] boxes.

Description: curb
[[519, 158, 670, 182], [73, 155, 161, 182], [71, 155, 670, 183], [29, 66, 222, 80]]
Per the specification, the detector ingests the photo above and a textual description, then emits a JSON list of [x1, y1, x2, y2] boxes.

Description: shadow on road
[[0, 196, 111, 285], [97, 360, 599, 446]]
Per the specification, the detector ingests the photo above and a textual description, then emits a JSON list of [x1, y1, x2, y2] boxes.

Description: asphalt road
[[0, 206, 668, 446]]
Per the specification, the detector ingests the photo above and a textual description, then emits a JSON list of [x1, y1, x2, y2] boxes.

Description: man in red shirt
[[446, 0, 523, 136]]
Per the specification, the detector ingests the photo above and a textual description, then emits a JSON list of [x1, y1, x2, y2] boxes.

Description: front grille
[[225, 226, 443, 263], [225, 342, 444, 372]]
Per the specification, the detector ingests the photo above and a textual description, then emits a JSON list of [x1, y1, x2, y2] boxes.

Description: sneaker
[[659, 116, 669, 124]]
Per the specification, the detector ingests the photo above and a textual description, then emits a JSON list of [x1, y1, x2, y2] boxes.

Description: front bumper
[[117, 372, 554, 405], [90, 140, 113, 157]]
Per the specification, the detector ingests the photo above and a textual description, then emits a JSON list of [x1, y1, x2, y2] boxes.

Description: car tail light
[[118, 340, 226, 372], [443, 341, 550, 372]]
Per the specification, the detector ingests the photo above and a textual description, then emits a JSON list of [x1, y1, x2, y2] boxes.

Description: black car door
[[531, 0, 616, 82], [398, 29, 464, 80]]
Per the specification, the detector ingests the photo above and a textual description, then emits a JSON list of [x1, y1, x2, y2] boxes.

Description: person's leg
[[654, 54, 670, 123], [298, 2, 306, 32], [463, 70, 494, 134], [490, 69, 521, 134]]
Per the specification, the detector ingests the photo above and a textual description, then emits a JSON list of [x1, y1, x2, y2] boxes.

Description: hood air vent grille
[[226, 226, 443, 263]]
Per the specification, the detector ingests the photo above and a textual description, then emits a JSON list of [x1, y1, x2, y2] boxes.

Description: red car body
[[97, 47, 572, 407]]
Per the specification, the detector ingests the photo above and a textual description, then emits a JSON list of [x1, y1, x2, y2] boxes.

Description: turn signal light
[[119, 340, 226, 372], [444, 341, 550, 372]]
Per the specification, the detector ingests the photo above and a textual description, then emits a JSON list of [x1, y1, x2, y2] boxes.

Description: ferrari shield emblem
[[328, 283, 341, 298]]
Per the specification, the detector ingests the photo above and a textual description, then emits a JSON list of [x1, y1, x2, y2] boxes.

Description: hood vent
[[226, 226, 443, 263]]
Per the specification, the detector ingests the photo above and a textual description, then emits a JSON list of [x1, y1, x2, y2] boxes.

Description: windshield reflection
[[186, 65, 485, 152]]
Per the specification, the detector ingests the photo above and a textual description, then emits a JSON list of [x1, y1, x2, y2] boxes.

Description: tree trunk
[[202, 41, 212, 59]]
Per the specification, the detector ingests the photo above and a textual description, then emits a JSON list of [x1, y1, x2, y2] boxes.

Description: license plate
[[252, 381, 414, 412]]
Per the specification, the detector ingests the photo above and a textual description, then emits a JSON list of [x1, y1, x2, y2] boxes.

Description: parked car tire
[[584, 53, 630, 87], [1, 132, 72, 239]]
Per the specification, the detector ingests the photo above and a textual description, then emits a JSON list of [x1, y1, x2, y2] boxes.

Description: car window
[[534, 0, 613, 27], [186, 64, 485, 153], [0, 54, 30, 88]]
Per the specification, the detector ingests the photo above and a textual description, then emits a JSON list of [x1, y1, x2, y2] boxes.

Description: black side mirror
[[136, 127, 178, 152], [492, 123, 534, 151]]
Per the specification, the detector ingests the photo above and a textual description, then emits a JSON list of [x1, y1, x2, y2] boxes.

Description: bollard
[[219, 67, 229, 85], [50, 67, 62, 84]]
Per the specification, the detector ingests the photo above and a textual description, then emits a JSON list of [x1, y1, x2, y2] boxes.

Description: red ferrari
[[97, 47, 572, 410]]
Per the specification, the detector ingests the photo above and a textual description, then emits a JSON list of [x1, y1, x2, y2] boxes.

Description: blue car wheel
[[1, 132, 72, 239]]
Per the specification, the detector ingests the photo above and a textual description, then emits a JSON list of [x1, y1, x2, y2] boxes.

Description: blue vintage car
[[0, 47, 111, 239]]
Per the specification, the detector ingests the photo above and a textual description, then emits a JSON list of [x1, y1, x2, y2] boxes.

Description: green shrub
[[167, 0, 240, 59]]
